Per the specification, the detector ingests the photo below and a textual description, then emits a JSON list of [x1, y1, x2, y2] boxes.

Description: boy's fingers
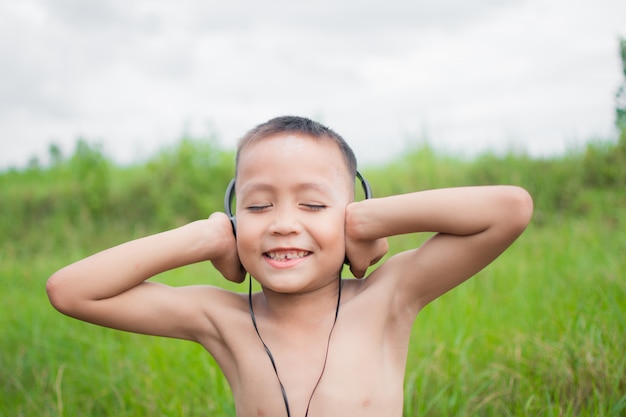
[[349, 262, 368, 279], [212, 257, 246, 283], [355, 239, 389, 277], [372, 238, 389, 264], [207, 211, 246, 283], [219, 247, 247, 283], [226, 264, 247, 283]]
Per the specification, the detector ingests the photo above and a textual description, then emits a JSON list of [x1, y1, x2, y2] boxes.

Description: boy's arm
[[345, 185, 533, 311], [46, 212, 245, 341]]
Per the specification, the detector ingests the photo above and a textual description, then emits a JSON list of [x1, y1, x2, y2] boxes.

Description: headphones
[[224, 170, 373, 235]]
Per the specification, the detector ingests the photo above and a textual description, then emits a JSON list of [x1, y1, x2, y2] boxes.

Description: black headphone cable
[[248, 274, 342, 417]]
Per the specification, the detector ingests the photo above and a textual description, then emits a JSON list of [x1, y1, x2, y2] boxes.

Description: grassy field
[[1, 139, 625, 416]]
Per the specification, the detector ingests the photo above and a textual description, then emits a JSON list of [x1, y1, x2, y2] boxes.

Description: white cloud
[[0, 0, 624, 168]]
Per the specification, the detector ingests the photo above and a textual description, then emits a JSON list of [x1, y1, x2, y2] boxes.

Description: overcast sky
[[1, 0, 625, 169]]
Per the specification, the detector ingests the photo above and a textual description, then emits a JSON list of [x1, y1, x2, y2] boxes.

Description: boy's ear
[[224, 178, 237, 236]]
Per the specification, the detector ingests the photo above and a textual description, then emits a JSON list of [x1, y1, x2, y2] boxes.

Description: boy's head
[[235, 116, 357, 180], [232, 116, 358, 291]]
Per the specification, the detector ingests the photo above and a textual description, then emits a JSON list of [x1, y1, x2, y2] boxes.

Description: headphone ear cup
[[344, 170, 372, 266], [224, 178, 237, 237]]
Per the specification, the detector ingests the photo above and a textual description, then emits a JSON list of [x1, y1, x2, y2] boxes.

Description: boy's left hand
[[345, 201, 388, 278], [345, 236, 388, 278]]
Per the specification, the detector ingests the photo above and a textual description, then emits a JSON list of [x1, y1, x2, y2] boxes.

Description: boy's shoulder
[[190, 284, 249, 313], [342, 259, 408, 306], [342, 250, 427, 319], [175, 284, 249, 329], [182, 284, 255, 348]]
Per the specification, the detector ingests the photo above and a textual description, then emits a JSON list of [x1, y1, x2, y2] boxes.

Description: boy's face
[[235, 133, 352, 294]]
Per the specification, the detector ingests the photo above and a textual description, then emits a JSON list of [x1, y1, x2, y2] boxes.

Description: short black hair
[[236, 116, 357, 177]]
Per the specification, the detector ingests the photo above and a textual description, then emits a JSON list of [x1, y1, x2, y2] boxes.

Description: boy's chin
[[255, 273, 342, 295]]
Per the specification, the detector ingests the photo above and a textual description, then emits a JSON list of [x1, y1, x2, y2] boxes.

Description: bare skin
[[47, 133, 533, 417]]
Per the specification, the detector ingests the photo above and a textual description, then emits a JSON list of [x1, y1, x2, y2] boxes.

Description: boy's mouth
[[263, 250, 311, 261]]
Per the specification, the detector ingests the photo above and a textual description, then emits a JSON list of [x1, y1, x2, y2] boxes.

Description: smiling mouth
[[264, 250, 311, 261]]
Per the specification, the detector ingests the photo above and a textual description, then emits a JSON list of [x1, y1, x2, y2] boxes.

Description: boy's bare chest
[[228, 317, 407, 417]]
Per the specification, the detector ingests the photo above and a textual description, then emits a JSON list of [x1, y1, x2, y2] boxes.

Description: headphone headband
[[356, 170, 372, 200]]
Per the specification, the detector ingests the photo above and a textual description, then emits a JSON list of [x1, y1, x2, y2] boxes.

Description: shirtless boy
[[47, 115, 533, 416]]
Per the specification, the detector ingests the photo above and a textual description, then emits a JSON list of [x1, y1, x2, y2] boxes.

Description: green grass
[[1, 214, 624, 416], [1, 254, 237, 417], [402, 218, 626, 416], [1, 137, 625, 416]]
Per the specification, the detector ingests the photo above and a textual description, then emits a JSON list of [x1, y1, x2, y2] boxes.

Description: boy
[[47, 116, 533, 417]]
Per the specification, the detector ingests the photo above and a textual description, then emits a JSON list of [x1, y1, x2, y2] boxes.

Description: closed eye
[[301, 204, 326, 211], [247, 204, 272, 212]]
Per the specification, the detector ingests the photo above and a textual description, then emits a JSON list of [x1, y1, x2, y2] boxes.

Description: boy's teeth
[[266, 250, 308, 260]]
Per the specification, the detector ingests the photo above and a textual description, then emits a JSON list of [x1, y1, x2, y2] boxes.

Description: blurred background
[[2, 1, 625, 416], [1, 0, 625, 168]]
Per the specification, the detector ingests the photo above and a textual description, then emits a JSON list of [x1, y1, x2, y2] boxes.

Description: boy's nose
[[268, 208, 302, 235]]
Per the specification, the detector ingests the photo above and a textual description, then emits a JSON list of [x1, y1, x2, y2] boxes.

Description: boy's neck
[[254, 277, 342, 329]]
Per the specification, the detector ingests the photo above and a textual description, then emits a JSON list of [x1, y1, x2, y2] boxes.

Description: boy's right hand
[[208, 212, 247, 283]]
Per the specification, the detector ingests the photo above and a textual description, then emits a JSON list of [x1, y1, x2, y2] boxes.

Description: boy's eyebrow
[[239, 181, 334, 197]]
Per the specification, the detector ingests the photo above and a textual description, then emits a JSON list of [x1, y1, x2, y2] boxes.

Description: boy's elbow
[[503, 186, 534, 233], [46, 271, 76, 315]]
